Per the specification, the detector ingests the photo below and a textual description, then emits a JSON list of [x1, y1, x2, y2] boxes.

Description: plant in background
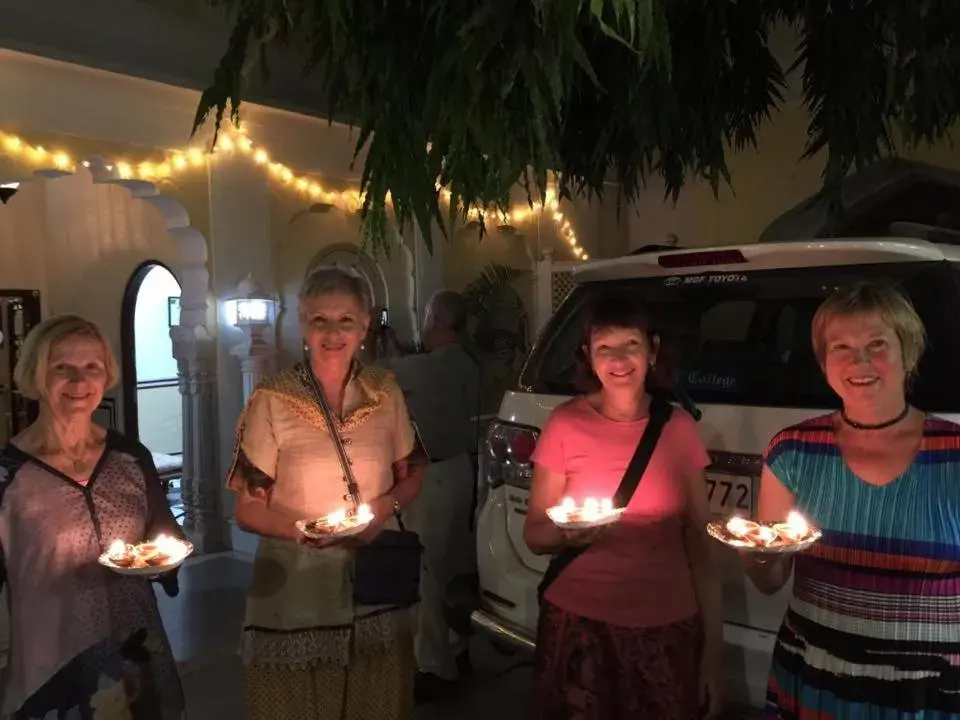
[[194, 0, 960, 253], [462, 263, 529, 412]]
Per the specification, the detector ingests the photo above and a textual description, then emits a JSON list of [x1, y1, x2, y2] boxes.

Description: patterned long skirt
[[244, 630, 415, 720], [533, 602, 702, 720]]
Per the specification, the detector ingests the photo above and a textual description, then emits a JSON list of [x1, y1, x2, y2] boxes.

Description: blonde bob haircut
[[811, 281, 926, 375], [13, 315, 120, 401]]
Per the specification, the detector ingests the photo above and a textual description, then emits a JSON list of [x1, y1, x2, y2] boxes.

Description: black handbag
[[537, 397, 673, 603], [301, 365, 423, 608]]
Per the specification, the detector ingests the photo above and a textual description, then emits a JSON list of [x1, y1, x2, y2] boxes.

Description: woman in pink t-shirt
[[525, 292, 722, 720]]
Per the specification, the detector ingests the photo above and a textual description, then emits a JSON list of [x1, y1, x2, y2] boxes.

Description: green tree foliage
[[194, 0, 960, 252]]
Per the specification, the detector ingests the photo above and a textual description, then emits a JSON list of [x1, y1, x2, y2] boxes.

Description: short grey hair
[[299, 266, 371, 313], [427, 290, 468, 333]]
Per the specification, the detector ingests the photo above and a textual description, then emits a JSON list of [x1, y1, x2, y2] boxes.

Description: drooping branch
[[193, 0, 960, 252]]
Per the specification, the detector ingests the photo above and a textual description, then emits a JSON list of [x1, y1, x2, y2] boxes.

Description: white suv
[[467, 237, 960, 712]]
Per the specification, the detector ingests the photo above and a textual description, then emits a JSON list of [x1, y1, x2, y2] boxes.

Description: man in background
[[386, 290, 480, 702]]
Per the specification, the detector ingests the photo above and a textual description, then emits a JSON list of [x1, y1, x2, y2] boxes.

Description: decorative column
[[171, 326, 228, 554], [224, 274, 278, 404], [534, 249, 554, 336]]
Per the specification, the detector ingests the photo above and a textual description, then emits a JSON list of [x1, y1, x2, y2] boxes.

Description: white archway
[[306, 242, 390, 310], [0, 158, 223, 552]]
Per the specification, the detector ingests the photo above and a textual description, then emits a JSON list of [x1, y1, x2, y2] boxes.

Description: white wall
[[137, 384, 182, 455], [0, 170, 179, 428]]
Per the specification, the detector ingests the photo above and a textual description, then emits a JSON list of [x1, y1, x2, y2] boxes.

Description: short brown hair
[[575, 291, 672, 392], [811, 281, 926, 374], [13, 315, 119, 401]]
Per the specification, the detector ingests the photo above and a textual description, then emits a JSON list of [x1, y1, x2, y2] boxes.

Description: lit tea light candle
[[787, 510, 809, 535], [356, 503, 375, 523], [327, 509, 348, 527], [754, 525, 777, 546], [108, 539, 127, 556], [776, 510, 811, 541], [153, 534, 188, 559], [725, 516, 753, 538], [547, 496, 620, 526]]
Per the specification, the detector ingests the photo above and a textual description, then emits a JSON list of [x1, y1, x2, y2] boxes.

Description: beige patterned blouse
[[227, 364, 416, 668]]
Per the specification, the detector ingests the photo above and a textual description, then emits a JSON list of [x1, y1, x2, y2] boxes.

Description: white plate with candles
[[546, 497, 626, 531], [707, 511, 822, 554], [296, 504, 375, 541], [98, 535, 195, 576]]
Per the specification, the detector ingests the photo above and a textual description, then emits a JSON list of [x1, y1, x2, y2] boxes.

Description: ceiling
[[0, 0, 334, 121]]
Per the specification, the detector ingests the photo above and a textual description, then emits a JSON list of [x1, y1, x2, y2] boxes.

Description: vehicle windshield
[[520, 260, 960, 412]]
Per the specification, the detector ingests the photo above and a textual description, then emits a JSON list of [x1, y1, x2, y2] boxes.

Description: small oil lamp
[[548, 496, 618, 525], [752, 525, 778, 547], [725, 516, 759, 540], [774, 511, 811, 542], [582, 497, 601, 521], [355, 503, 374, 524], [153, 534, 189, 560]]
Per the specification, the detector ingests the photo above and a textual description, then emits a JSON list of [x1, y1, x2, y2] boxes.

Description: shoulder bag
[[537, 397, 674, 603], [302, 365, 423, 608]]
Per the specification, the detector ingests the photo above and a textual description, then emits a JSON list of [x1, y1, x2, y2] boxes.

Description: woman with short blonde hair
[[1, 314, 184, 718], [229, 267, 427, 719], [745, 281, 960, 717], [810, 280, 926, 376], [13, 314, 121, 399]]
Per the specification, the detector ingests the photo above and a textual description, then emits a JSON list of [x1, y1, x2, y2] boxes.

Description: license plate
[[705, 472, 755, 517]]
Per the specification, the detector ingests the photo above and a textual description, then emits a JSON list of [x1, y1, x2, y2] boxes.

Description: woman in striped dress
[[744, 281, 960, 718]]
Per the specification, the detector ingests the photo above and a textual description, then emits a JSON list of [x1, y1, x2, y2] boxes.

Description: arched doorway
[[121, 261, 183, 511]]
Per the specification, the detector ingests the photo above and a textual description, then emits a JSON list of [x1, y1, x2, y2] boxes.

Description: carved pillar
[[172, 331, 228, 554], [534, 249, 554, 336], [230, 328, 277, 404]]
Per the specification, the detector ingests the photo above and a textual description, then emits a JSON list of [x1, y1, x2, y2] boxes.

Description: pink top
[[532, 396, 710, 628]]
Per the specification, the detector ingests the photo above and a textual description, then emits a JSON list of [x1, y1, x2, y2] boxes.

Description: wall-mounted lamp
[[224, 274, 277, 329], [224, 274, 278, 402]]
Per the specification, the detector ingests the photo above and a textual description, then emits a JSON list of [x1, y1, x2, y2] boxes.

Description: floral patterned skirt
[[244, 629, 415, 720], [533, 602, 702, 720]]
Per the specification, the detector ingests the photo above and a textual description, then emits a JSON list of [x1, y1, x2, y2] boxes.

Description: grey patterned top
[[0, 431, 184, 719]]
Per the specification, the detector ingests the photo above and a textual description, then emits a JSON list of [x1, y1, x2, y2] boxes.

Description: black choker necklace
[[841, 405, 910, 430]]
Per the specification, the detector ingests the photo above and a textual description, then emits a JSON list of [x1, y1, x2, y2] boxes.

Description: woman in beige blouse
[[227, 267, 426, 720]]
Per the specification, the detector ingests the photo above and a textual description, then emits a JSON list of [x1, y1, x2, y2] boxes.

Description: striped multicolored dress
[[764, 414, 960, 719]]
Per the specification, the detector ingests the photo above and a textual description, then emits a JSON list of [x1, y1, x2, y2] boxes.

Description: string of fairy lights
[[0, 125, 588, 260]]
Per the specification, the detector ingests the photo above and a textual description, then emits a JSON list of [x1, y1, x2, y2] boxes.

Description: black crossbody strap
[[537, 397, 674, 602], [611, 397, 674, 508], [299, 365, 362, 507], [300, 364, 408, 531]]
